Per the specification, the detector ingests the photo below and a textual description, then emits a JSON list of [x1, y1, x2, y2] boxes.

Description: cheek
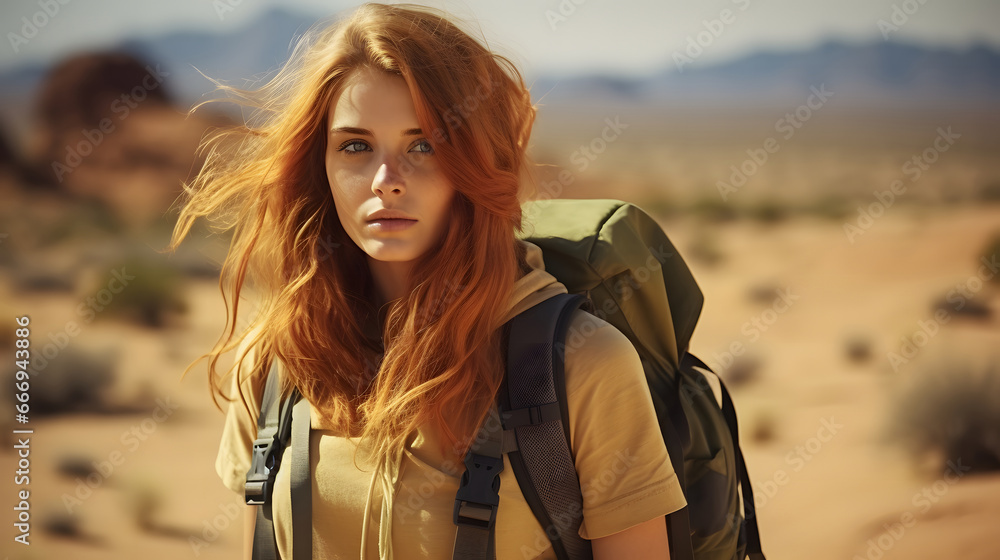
[[406, 157, 443, 179], [439, 185, 456, 213], [428, 182, 457, 226], [327, 177, 363, 239], [328, 167, 369, 206]]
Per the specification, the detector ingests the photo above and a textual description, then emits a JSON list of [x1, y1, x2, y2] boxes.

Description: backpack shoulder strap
[[452, 404, 506, 560], [478, 291, 699, 560], [452, 292, 590, 559], [503, 292, 592, 559], [246, 359, 307, 560], [246, 359, 284, 511]]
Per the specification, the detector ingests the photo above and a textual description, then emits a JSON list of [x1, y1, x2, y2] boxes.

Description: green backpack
[[489, 198, 765, 559], [246, 199, 766, 560]]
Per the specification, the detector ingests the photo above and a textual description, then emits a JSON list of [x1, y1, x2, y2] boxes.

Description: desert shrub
[[11, 263, 77, 293], [750, 412, 777, 444], [35, 197, 125, 248], [6, 347, 117, 415], [41, 509, 84, 540], [746, 198, 789, 224], [844, 333, 874, 364], [719, 353, 762, 389], [56, 454, 100, 479], [689, 196, 739, 223], [805, 194, 852, 221], [932, 294, 992, 321], [95, 255, 188, 328], [975, 181, 1000, 203], [150, 211, 228, 278], [746, 282, 781, 305], [886, 356, 1000, 474], [163, 250, 223, 279], [686, 228, 726, 268]]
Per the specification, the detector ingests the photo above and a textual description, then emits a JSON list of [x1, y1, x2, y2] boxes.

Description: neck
[[367, 257, 414, 310]]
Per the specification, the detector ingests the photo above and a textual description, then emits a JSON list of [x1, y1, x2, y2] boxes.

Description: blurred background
[[1, 0, 999, 558]]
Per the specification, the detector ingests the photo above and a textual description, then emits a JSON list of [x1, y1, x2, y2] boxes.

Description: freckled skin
[[325, 69, 455, 303]]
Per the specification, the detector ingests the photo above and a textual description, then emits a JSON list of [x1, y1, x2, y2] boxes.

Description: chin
[[363, 244, 425, 263]]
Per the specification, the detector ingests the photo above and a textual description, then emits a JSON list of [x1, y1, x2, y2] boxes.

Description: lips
[[366, 217, 417, 232], [367, 209, 417, 222]]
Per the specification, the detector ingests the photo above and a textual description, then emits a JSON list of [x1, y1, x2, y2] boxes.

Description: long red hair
[[166, 2, 538, 467]]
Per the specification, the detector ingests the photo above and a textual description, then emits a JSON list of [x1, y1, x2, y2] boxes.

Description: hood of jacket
[[501, 238, 569, 323]]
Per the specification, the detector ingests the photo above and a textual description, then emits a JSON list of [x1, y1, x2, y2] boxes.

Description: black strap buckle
[[453, 452, 503, 529], [499, 401, 560, 430], [245, 435, 282, 507]]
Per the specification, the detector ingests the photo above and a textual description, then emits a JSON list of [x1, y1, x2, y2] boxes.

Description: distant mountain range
[[538, 39, 1000, 109], [1, 7, 998, 139]]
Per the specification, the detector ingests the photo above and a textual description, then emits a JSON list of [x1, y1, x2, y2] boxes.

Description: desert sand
[[1, 199, 997, 560]]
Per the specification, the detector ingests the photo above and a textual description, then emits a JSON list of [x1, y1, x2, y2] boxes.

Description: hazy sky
[[2, 0, 998, 77]]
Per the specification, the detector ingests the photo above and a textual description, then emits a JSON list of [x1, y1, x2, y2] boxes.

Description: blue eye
[[410, 140, 433, 154], [338, 140, 370, 154]]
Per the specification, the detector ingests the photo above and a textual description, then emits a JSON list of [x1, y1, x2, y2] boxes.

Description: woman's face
[[325, 69, 455, 268]]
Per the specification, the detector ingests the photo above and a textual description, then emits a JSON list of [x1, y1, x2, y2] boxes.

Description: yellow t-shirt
[[215, 240, 687, 559]]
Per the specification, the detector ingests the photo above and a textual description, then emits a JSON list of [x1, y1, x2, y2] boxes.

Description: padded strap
[[290, 398, 312, 560], [500, 293, 591, 560]]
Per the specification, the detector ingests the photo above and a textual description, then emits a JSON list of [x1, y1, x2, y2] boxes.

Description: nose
[[371, 160, 406, 197]]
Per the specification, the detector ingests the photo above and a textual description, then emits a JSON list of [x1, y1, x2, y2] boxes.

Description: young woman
[[167, 3, 686, 558]]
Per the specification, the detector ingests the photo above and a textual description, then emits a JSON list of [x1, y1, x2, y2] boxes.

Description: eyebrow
[[329, 126, 423, 137]]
